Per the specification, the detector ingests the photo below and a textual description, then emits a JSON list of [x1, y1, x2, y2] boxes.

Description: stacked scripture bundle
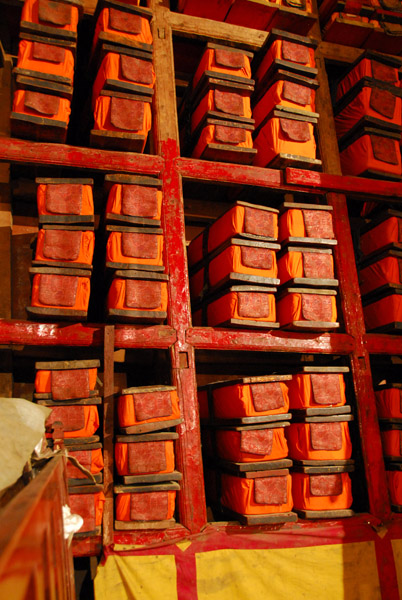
[[90, 0, 154, 151], [27, 178, 95, 321], [188, 201, 281, 329], [252, 30, 321, 170], [335, 52, 402, 180], [11, 0, 84, 142], [198, 376, 297, 525], [181, 42, 257, 164], [35, 359, 105, 537], [104, 174, 169, 323], [276, 201, 339, 331], [359, 209, 402, 333], [114, 385, 183, 530], [286, 366, 355, 518]]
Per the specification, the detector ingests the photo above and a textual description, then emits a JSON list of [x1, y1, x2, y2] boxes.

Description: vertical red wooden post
[[103, 325, 115, 546]]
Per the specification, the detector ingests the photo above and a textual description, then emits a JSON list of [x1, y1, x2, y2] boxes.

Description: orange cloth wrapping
[[12, 89, 71, 122], [191, 89, 252, 132], [335, 87, 402, 139], [192, 124, 253, 158], [115, 491, 176, 521], [187, 205, 278, 268], [360, 217, 400, 256], [35, 229, 95, 266], [107, 278, 168, 312], [215, 428, 289, 462], [287, 373, 346, 409], [255, 40, 316, 88], [253, 117, 316, 167], [192, 47, 252, 90], [212, 381, 290, 419], [21, 0, 79, 31], [45, 405, 99, 438], [278, 250, 335, 285], [386, 471, 402, 506], [17, 39, 75, 80], [363, 295, 402, 330], [340, 134, 402, 177], [92, 8, 152, 53], [199, 290, 277, 326], [35, 368, 97, 394], [190, 245, 278, 299], [253, 81, 316, 129], [106, 231, 164, 267], [279, 208, 335, 242], [66, 448, 104, 479], [336, 58, 400, 102], [115, 441, 175, 475], [31, 273, 90, 310], [106, 184, 162, 221], [117, 389, 180, 428], [375, 388, 402, 419], [286, 422, 352, 461], [93, 95, 152, 135], [221, 473, 293, 515], [292, 472, 353, 511], [92, 52, 155, 108], [277, 293, 337, 326], [359, 256, 401, 296], [381, 430, 402, 458], [37, 183, 94, 216], [69, 492, 105, 531], [178, 0, 234, 20]]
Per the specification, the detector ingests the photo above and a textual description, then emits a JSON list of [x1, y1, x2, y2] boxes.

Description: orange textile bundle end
[[107, 278, 168, 312], [359, 256, 401, 296], [45, 405, 99, 438], [216, 427, 288, 462], [287, 373, 346, 409], [106, 231, 164, 267], [92, 8, 153, 52], [17, 39, 75, 80], [35, 229, 95, 266], [255, 40, 316, 88], [115, 440, 175, 475], [278, 250, 334, 285], [340, 134, 401, 178], [191, 89, 252, 132], [221, 473, 293, 515], [360, 217, 400, 257], [192, 46, 252, 90], [204, 290, 276, 326], [192, 124, 253, 159], [66, 448, 104, 479], [115, 491, 176, 521], [35, 367, 98, 395], [279, 208, 335, 243], [376, 388, 402, 419], [212, 381, 289, 419], [286, 421, 352, 461], [106, 184, 162, 221], [253, 81, 316, 129], [253, 117, 316, 167], [117, 389, 180, 428], [336, 58, 400, 102], [93, 95, 152, 135], [37, 183, 94, 217], [13, 89, 71, 123], [21, 0, 79, 32], [31, 274, 90, 310], [381, 430, 402, 459], [292, 472, 353, 511], [69, 492, 105, 532], [277, 292, 337, 326], [363, 295, 402, 331]]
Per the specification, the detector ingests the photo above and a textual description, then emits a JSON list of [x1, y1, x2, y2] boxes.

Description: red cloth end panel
[[38, 274, 78, 307], [33, 41, 66, 63], [110, 97, 144, 131], [120, 55, 154, 85], [130, 491, 169, 521], [303, 252, 334, 278], [241, 246, 273, 269], [371, 135, 399, 165], [244, 207, 276, 238], [215, 124, 247, 144], [251, 382, 285, 412], [43, 230, 82, 261], [69, 494, 96, 532], [303, 209, 335, 239], [292, 472, 352, 510], [369, 88, 397, 120], [46, 405, 85, 432], [125, 280, 161, 309], [240, 429, 273, 455], [215, 48, 245, 68], [311, 373, 342, 405], [280, 118, 311, 142], [128, 441, 167, 474], [301, 294, 333, 321], [38, 0, 72, 26], [45, 184, 83, 215], [310, 422, 343, 451], [133, 390, 173, 421], [282, 41, 310, 64], [371, 60, 398, 83], [24, 90, 60, 116], [283, 82, 312, 105], [310, 473, 343, 496], [237, 292, 271, 318], [214, 89, 244, 116], [121, 185, 159, 217], [381, 430, 402, 458], [121, 232, 158, 259], [51, 369, 90, 401], [109, 8, 142, 34], [254, 476, 288, 505]]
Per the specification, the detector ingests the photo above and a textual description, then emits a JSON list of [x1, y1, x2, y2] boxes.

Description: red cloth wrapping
[[66, 448, 104, 479], [69, 492, 105, 532], [375, 388, 402, 419], [255, 40, 316, 89], [363, 295, 402, 331], [387, 471, 402, 506], [359, 256, 401, 296], [340, 134, 401, 178], [336, 57, 400, 102], [381, 429, 402, 459], [360, 216, 401, 257], [45, 405, 99, 438]]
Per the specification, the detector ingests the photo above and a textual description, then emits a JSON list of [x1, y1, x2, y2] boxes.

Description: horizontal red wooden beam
[[113, 524, 190, 548], [0, 138, 164, 175], [186, 328, 355, 354], [365, 333, 402, 355], [0, 320, 176, 348], [286, 168, 402, 200]]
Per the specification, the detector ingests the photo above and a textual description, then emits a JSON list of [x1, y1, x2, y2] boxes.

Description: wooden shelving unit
[[2, 2, 402, 594]]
